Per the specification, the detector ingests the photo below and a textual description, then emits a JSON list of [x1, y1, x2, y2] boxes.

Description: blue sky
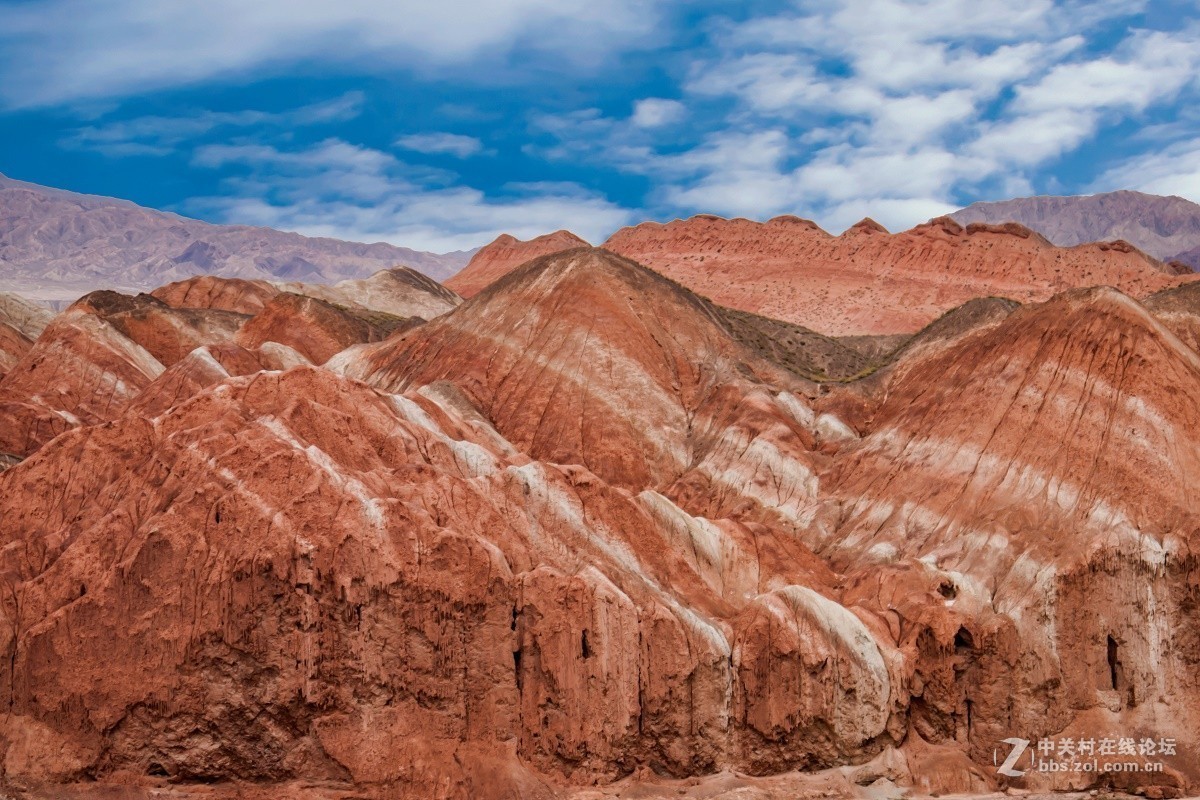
[[0, 0, 1196, 252]]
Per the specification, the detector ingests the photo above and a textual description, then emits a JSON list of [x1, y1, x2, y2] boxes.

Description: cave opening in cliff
[[1107, 634, 1120, 691], [954, 626, 974, 653], [581, 629, 592, 659]]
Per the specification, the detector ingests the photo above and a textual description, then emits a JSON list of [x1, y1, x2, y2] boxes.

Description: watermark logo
[[995, 737, 1031, 777], [993, 734, 1177, 777]]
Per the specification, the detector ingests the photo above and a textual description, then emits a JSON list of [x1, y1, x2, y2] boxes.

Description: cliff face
[[822, 287, 1200, 785], [0, 249, 1196, 798]]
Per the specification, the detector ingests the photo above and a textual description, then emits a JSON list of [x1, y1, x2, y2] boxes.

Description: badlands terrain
[[452, 212, 1191, 335], [0, 193, 1198, 799]]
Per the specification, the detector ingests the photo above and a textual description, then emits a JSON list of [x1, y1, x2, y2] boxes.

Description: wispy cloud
[[1097, 139, 1200, 199], [0, 0, 669, 107], [60, 92, 364, 157], [186, 138, 634, 251], [396, 132, 486, 158]]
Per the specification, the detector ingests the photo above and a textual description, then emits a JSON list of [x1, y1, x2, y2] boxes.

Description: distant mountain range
[[952, 190, 1200, 269], [0, 173, 474, 304], [6, 172, 1200, 317]]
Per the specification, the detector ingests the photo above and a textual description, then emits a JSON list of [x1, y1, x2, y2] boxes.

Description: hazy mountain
[[952, 190, 1200, 268], [0, 172, 474, 304]]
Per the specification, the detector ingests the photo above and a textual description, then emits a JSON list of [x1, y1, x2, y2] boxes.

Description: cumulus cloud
[[1012, 29, 1199, 113], [631, 98, 686, 129], [13, 0, 1199, 244], [628, 0, 1200, 231], [185, 138, 634, 251]]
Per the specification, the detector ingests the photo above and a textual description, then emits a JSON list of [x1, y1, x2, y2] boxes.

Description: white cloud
[[654, 134, 973, 231], [395, 132, 485, 158], [1097, 140, 1200, 202], [659, 131, 796, 217], [967, 109, 1100, 166], [60, 92, 364, 156], [965, 27, 1200, 170], [870, 90, 977, 146], [631, 98, 686, 128], [0, 0, 668, 107], [1013, 29, 1199, 114], [525, 106, 676, 173], [634, 2, 1200, 232], [11, 0, 1197, 243], [185, 138, 634, 251]]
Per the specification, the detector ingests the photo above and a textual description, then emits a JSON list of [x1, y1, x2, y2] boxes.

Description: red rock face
[[152, 275, 279, 315], [277, 267, 461, 320], [0, 247, 1197, 798], [337, 249, 817, 497], [0, 276, 448, 460], [235, 292, 412, 365], [601, 215, 1194, 335], [155, 269, 461, 322], [71, 290, 249, 367], [0, 322, 31, 378], [0, 290, 256, 457], [0, 291, 53, 339], [128, 342, 301, 418], [445, 230, 589, 297], [0, 307, 167, 456], [818, 287, 1200, 792]]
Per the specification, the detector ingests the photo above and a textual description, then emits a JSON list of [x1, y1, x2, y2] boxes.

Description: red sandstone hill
[[151, 275, 279, 315], [154, 267, 461, 321], [440, 215, 1192, 336], [234, 292, 414, 364], [602, 214, 1193, 335], [445, 230, 589, 297], [0, 249, 1197, 797], [0, 291, 53, 338], [0, 322, 32, 378], [0, 271, 454, 458], [0, 302, 169, 457]]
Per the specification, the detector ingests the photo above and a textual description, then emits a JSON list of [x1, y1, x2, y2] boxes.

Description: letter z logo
[[995, 737, 1030, 777]]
